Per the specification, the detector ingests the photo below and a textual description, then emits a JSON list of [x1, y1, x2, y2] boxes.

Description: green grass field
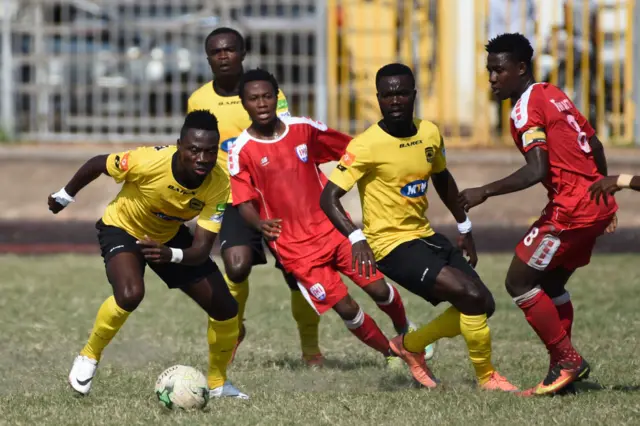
[[1, 254, 640, 425]]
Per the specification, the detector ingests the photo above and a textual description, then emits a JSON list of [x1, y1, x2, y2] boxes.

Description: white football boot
[[68, 355, 98, 395], [209, 381, 249, 400]]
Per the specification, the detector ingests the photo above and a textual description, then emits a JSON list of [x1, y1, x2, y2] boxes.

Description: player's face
[[376, 75, 416, 123], [242, 81, 278, 126], [206, 34, 245, 78], [487, 52, 525, 100], [177, 129, 219, 180]]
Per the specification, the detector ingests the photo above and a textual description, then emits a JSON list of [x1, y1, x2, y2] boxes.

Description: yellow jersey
[[102, 145, 229, 243], [328, 119, 446, 260], [187, 80, 290, 183]]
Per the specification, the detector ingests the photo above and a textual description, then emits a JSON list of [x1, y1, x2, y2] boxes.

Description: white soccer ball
[[154, 365, 209, 410]]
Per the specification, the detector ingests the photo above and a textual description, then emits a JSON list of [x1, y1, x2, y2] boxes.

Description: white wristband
[[617, 174, 634, 188], [170, 248, 184, 263], [52, 187, 75, 207], [457, 217, 472, 234], [348, 229, 367, 245]]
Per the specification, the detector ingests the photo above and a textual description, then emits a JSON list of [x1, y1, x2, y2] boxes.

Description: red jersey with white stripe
[[229, 116, 352, 268], [510, 83, 617, 225]]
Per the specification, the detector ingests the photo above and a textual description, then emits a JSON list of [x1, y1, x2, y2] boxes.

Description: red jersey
[[510, 83, 617, 224], [229, 116, 352, 268]]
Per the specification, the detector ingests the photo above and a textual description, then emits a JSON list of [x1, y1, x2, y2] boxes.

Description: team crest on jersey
[[309, 283, 326, 301], [425, 147, 435, 163], [189, 198, 204, 211], [295, 144, 308, 163]]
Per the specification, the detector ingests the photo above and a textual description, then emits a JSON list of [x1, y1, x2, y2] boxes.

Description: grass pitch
[[1, 254, 639, 425]]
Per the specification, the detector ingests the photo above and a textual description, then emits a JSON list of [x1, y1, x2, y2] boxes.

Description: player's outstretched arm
[[458, 146, 548, 211], [237, 201, 282, 241], [588, 135, 608, 176], [589, 174, 640, 203], [47, 154, 109, 214], [137, 225, 217, 265], [320, 182, 377, 278], [432, 169, 478, 266]]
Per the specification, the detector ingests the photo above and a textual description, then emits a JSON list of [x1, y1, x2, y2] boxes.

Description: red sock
[[376, 284, 408, 333], [554, 298, 574, 339], [516, 289, 580, 364], [346, 312, 390, 355]]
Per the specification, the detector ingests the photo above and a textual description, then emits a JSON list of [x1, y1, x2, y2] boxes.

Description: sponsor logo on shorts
[[309, 283, 326, 301], [109, 244, 125, 253], [400, 180, 428, 198], [295, 144, 308, 163], [221, 137, 237, 153]]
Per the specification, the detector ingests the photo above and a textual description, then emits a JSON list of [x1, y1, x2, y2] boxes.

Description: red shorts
[[515, 216, 612, 271], [287, 235, 381, 314]]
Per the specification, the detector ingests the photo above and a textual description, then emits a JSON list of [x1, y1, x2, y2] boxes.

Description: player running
[[458, 33, 618, 396], [589, 174, 640, 202], [229, 68, 421, 367], [48, 111, 248, 399], [321, 63, 517, 391], [187, 27, 322, 366]]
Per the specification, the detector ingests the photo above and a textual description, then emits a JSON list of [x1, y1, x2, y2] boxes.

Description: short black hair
[[180, 110, 219, 139], [238, 68, 279, 101], [204, 27, 245, 53], [485, 33, 534, 73], [376, 63, 415, 90]]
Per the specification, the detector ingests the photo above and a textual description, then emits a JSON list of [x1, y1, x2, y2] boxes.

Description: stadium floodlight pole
[[314, 0, 328, 124], [634, 2, 640, 146], [1, 0, 15, 138]]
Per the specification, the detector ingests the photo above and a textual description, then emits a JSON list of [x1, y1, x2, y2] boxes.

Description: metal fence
[[0, 0, 638, 145]]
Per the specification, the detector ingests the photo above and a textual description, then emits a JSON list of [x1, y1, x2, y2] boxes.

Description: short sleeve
[[229, 148, 259, 206], [431, 135, 447, 174], [303, 118, 352, 163], [105, 147, 152, 183], [328, 137, 372, 192], [511, 87, 547, 153], [196, 170, 230, 234]]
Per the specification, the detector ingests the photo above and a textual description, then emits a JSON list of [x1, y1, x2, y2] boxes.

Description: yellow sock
[[79, 296, 131, 361], [207, 316, 239, 389], [290, 290, 321, 357], [224, 274, 249, 324], [403, 306, 461, 353], [460, 313, 495, 384]]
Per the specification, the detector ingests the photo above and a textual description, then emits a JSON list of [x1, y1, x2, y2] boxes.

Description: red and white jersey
[[510, 83, 617, 224], [228, 116, 352, 268]]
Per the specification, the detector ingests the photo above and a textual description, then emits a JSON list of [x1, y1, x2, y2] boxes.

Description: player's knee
[[225, 261, 251, 284], [365, 279, 391, 303], [333, 296, 360, 322], [114, 281, 145, 312]]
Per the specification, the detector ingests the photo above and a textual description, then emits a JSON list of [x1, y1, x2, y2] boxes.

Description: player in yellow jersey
[[47, 111, 248, 399], [320, 63, 517, 391], [187, 27, 323, 366]]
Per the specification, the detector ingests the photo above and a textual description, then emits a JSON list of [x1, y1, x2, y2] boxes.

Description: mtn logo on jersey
[[221, 137, 237, 153], [400, 180, 428, 198], [295, 144, 308, 163]]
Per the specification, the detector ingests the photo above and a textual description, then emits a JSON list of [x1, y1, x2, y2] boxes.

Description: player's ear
[[518, 62, 527, 77]]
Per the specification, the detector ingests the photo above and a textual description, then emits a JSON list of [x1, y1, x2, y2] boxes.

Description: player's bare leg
[[182, 269, 247, 399], [283, 272, 323, 367], [506, 257, 589, 396], [221, 245, 253, 363], [69, 252, 143, 395], [393, 266, 516, 391]]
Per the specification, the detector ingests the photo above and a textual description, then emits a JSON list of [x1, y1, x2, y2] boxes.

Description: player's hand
[[352, 240, 377, 279], [136, 235, 172, 263], [259, 218, 282, 241], [457, 232, 478, 267], [47, 194, 66, 214], [606, 213, 618, 234], [588, 176, 621, 206], [458, 187, 488, 212]]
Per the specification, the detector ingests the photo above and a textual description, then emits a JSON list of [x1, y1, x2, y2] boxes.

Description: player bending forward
[[229, 68, 426, 367], [321, 63, 517, 391], [459, 33, 618, 396], [48, 111, 248, 399]]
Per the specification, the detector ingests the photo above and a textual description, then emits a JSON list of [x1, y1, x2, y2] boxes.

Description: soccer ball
[[154, 365, 209, 410]]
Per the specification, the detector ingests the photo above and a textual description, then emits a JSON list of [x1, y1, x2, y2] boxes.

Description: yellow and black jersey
[[328, 119, 446, 260], [102, 145, 229, 243]]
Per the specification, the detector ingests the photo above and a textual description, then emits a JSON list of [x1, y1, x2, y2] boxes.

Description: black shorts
[[96, 220, 219, 289], [377, 233, 479, 306], [218, 204, 285, 270]]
